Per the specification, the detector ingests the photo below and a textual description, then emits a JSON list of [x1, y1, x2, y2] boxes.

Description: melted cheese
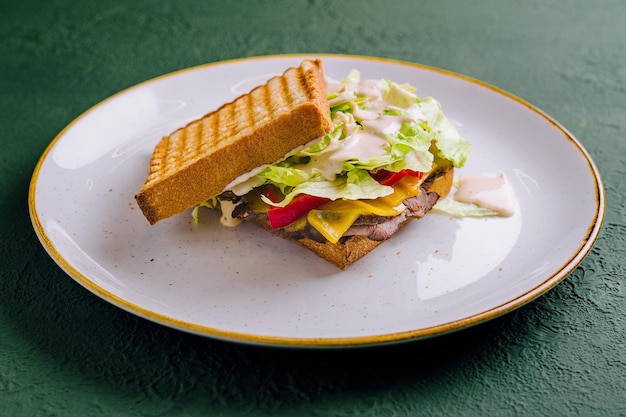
[[307, 175, 424, 243]]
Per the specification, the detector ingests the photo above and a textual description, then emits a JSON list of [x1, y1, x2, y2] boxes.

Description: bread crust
[[136, 59, 332, 224]]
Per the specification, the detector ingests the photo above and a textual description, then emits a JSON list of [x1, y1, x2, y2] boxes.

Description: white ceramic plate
[[29, 55, 604, 347]]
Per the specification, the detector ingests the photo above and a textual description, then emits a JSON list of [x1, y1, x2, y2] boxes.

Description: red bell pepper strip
[[267, 194, 331, 228], [370, 169, 424, 186]]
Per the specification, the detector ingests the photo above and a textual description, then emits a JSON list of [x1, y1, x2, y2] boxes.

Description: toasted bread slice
[[136, 59, 333, 224], [237, 167, 455, 270]]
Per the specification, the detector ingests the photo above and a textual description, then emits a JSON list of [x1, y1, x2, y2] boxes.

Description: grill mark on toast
[[199, 114, 210, 155], [184, 121, 200, 166], [235, 89, 253, 138], [293, 65, 306, 101], [207, 110, 219, 156], [245, 86, 258, 127], [277, 71, 290, 115]]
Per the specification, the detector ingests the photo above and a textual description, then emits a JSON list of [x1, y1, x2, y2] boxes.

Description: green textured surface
[[2, 0, 625, 415]]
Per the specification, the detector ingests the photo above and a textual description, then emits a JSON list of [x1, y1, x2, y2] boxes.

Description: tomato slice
[[267, 194, 331, 228]]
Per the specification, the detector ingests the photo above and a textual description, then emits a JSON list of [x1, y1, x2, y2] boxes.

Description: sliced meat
[[344, 189, 440, 241], [344, 213, 408, 241], [403, 190, 440, 216], [227, 185, 441, 242]]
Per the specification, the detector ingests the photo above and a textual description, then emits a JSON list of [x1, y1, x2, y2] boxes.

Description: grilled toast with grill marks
[[135, 59, 332, 225]]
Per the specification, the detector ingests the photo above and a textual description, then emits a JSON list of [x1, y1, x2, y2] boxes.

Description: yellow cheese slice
[[307, 175, 424, 243]]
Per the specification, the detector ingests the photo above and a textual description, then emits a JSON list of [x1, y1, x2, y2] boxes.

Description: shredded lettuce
[[191, 199, 218, 223], [261, 169, 393, 208], [418, 97, 472, 168], [344, 69, 361, 84], [225, 69, 472, 207], [385, 80, 419, 107], [432, 196, 500, 218], [257, 165, 310, 194]]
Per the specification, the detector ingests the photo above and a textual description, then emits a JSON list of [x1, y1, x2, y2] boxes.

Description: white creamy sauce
[[301, 128, 388, 179], [327, 90, 355, 107], [363, 115, 409, 135], [353, 79, 385, 98], [454, 173, 515, 217], [349, 103, 380, 121], [335, 111, 358, 137], [406, 104, 427, 122], [325, 79, 344, 94], [218, 200, 243, 226], [330, 130, 387, 163]]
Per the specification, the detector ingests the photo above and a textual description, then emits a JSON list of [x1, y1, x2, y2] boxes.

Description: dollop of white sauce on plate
[[454, 173, 515, 217]]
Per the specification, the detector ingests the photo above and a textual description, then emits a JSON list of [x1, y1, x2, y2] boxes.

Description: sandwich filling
[[195, 70, 472, 243]]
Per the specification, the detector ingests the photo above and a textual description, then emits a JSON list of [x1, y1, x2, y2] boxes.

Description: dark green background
[[2, 1, 624, 415]]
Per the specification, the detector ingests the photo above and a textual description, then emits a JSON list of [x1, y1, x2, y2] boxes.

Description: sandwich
[[135, 59, 472, 269]]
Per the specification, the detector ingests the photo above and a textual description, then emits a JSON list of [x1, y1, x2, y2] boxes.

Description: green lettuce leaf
[[432, 196, 499, 217], [418, 97, 472, 168], [262, 169, 393, 208]]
